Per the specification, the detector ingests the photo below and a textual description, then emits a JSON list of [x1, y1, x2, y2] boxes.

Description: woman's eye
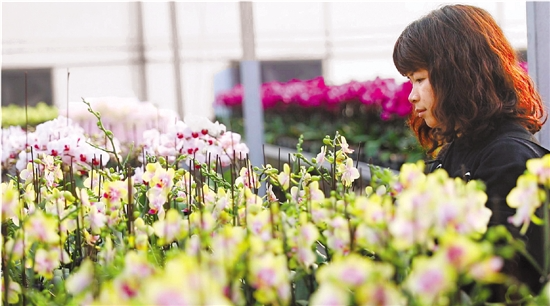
[[416, 78, 425, 83]]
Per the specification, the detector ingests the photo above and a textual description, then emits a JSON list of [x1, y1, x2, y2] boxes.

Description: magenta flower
[[215, 85, 244, 107], [214, 76, 413, 118], [381, 81, 413, 120], [262, 81, 285, 108], [326, 80, 364, 106], [359, 77, 393, 107]]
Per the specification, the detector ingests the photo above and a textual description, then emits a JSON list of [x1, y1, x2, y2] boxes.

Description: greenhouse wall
[[2, 2, 527, 120]]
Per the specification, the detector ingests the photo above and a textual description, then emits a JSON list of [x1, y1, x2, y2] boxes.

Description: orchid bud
[[364, 186, 374, 196], [63, 191, 75, 202]]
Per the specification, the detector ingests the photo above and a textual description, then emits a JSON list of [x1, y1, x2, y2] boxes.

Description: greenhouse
[[2, 2, 550, 305]]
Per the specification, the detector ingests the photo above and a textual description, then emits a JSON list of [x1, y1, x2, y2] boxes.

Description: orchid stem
[[514, 240, 545, 277], [543, 185, 550, 280], [2, 223, 9, 305]]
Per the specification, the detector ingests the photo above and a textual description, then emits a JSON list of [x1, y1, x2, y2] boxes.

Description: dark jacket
[[430, 120, 550, 297]]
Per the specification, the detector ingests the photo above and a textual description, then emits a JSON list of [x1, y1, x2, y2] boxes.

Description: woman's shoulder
[[484, 136, 547, 158], [478, 122, 549, 161], [429, 121, 548, 174]]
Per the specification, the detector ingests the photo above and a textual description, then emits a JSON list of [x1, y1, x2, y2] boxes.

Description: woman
[[393, 4, 549, 300]]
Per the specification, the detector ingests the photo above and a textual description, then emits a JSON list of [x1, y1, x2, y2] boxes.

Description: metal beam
[[527, 1, 550, 150]]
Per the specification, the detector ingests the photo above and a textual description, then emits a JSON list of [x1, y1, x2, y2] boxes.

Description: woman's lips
[[416, 109, 426, 117]]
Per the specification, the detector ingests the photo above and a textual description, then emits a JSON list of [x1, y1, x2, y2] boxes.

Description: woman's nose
[[408, 89, 418, 104]]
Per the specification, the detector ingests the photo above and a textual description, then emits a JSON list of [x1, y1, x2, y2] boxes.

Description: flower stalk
[[544, 185, 550, 281]]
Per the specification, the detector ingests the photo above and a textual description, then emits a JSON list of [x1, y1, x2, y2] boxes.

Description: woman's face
[[406, 69, 438, 128]]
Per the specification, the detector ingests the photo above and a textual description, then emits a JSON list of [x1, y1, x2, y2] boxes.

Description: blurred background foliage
[[2, 102, 58, 128], [218, 103, 424, 171], [215, 77, 425, 170]]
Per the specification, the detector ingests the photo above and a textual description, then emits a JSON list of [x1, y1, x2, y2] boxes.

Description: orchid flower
[[152, 208, 188, 245], [404, 255, 458, 305], [65, 258, 95, 296], [1, 180, 21, 224], [32, 247, 71, 279], [277, 163, 291, 190], [526, 154, 550, 187], [507, 173, 544, 234], [337, 157, 360, 187], [1, 276, 22, 304], [24, 209, 60, 245], [248, 253, 291, 305]]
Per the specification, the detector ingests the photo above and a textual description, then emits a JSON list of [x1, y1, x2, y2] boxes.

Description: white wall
[[2, 2, 528, 119]]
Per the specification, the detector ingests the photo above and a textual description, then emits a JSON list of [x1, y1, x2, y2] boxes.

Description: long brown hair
[[393, 4, 546, 154]]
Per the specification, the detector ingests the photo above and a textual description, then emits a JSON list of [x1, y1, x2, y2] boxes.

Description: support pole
[[323, 2, 332, 83], [170, 1, 184, 119], [135, 2, 148, 102], [239, 2, 265, 175], [527, 2, 550, 149]]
